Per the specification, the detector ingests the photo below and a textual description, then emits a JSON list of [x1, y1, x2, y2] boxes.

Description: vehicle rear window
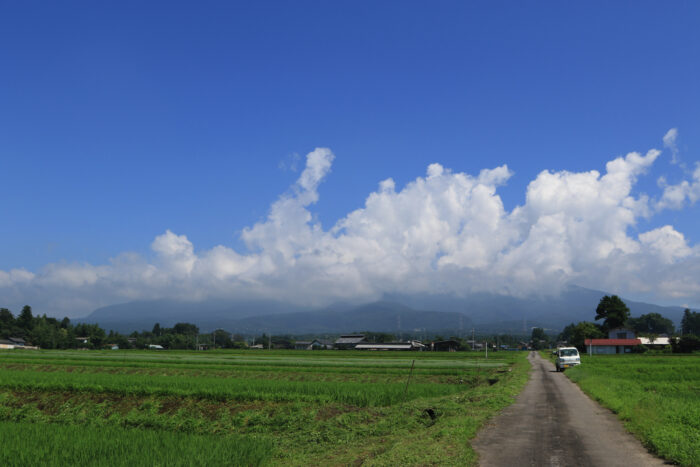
[[560, 349, 578, 357]]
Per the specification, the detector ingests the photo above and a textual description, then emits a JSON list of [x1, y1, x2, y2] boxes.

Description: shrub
[[671, 335, 700, 353]]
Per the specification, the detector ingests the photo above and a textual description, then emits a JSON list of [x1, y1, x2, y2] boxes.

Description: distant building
[[0, 338, 15, 349], [638, 336, 670, 347], [317, 339, 334, 350], [585, 338, 641, 354], [584, 328, 642, 354], [148, 344, 164, 350], [355, 341, 426, 351], [431, 340, 461, 351], [608, 328, 636, 339], [294, 339, 334, 350], [334, 334, 366, 350], [0, 337, 38, 350]]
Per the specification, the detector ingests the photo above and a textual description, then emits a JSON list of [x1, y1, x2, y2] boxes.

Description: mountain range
[[75, 286, 689, 335]]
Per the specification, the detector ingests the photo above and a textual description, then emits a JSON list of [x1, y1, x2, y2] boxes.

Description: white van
[[555, 347, 580, 372]]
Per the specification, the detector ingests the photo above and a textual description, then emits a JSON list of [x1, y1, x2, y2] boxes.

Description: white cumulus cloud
[[2, 136, 700, 317]]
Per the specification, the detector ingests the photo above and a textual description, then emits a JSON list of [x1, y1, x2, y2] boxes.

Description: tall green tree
[[173, 323, 198, 335], [627, 313, 675, 335], [680, 309, 700, 336], [17, 305, 34, 331], [0, 308, 14, 325], [559, 322, 605, 351], [595, 295, 630, 331], [530, 327, 547, 349]]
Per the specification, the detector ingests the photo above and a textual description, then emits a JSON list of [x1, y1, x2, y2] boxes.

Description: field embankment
[[0, 349, 529, 466], [558, 353, 699, 466]]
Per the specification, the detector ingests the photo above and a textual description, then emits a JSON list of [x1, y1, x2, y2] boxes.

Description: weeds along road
[[472, 352, 666, 467]]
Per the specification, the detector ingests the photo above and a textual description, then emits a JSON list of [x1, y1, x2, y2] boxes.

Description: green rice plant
[[0, 368, 465, 406], [0, 349, 529, 466], [0, 421, 272, 466]]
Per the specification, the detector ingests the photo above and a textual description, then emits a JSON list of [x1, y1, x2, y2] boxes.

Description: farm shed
[[355, 341, 426, 351], [334, 334, 366, 350], [295, 339, 334, 350], [638, 337, 670, 348], [584, 338, 641, 354], [0, 338, 15, 349], [432, 340, 461, 351]]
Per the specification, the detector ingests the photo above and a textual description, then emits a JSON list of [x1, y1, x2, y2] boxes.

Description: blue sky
[[1, 1, 700, 316]]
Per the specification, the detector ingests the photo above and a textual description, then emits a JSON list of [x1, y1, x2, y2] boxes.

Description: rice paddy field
[[563, 353, 700, 467], [0, 349, 529, 466]]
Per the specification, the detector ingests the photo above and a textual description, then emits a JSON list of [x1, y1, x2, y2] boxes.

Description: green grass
[[563, 354, 700, 467], [0, 349, 531, 466]]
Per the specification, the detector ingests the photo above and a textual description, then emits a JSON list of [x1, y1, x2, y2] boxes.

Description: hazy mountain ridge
[[77, 286, 688, 334]]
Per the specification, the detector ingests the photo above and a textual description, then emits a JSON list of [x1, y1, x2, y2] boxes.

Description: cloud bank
[[2, 138, 700, 317]]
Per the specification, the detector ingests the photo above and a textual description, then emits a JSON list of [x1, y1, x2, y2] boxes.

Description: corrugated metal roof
[[584, 338, 641, 346], [638, 337, 670, 345], [355, 344, 413, 350], [335, 336, 365, 344]]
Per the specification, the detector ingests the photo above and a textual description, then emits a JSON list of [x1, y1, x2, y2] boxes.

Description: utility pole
[[472, 328, 475, 351]]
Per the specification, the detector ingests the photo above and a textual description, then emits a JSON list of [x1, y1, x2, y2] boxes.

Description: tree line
[[556, 295, 700, 353], [0, 305, 248, 350]]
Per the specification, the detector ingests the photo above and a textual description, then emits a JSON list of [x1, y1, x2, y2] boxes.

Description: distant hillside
[[229, 301, 473, 334], [383, 286, 688, 330], [76, 286, 689, 334], [75, 299, 306, 334]]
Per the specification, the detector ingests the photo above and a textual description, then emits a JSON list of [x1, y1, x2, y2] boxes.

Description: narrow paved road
[[472, 352, 667, 467]]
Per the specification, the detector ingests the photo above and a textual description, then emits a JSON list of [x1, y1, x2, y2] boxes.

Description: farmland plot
[[0, 349, 528, 466]]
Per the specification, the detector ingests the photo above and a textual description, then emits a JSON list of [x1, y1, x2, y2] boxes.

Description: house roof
[[584, 338, 641, 346]]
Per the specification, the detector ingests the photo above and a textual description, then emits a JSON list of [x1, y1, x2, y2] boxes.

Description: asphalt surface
[[472, 352, 667, 467]]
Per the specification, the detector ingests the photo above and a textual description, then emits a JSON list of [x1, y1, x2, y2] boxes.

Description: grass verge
[[560, 353, 699, 467]]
